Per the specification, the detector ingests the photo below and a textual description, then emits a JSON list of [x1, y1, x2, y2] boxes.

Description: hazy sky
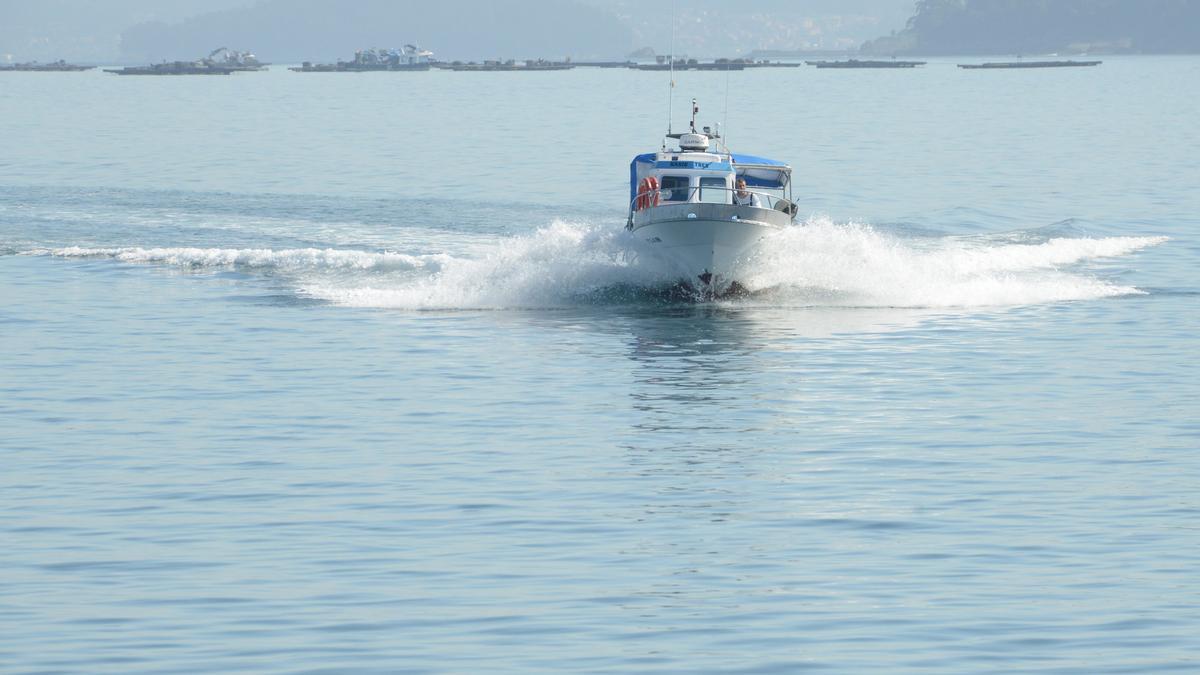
[[596, 0, 915, 54], [0, 0, 916, 62], [0, 0, 256, 61]]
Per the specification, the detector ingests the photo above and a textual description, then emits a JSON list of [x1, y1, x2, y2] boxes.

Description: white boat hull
[[629, 203, 790, 295]]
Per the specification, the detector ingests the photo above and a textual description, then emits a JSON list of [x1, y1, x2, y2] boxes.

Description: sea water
[[1, 57, 1198, 673]]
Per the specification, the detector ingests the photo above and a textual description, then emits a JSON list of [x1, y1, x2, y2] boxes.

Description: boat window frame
[[698, 176, 730, 204], [657, 175, 691, 203]]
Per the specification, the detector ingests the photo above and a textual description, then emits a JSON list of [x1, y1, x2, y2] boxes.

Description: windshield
[[659, 176, 689, 202], [699, 177, 728, 204]]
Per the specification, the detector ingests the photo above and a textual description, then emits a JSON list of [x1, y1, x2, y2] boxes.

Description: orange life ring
[[636, 177, 661, 211]]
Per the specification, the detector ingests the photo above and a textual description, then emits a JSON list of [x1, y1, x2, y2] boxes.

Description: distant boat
[[105, 47, 265, 75], [202, 47, 268, 71], [105, 62, 237, 76], [0, 60, 94, 72], [291, 45, 434, 72], [632, 58, 745, 71], [741, 60, 804, 68], [440, 59, 573, 72], [958, 60, 1102, 69], [807, 59, 925, 69], [572, 61, 637, 68]]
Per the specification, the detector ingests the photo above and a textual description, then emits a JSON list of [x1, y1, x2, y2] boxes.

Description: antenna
[[722, 64, 730, 151], [667, 0, 676, 135]]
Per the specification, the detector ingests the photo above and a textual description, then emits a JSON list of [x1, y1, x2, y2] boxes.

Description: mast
[[667, 0, 676, 137]]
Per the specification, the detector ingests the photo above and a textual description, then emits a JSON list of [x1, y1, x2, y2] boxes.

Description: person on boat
[[734, 178, 762, 207]]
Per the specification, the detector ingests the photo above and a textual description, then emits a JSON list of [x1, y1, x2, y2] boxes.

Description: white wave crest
[[41, 245, 448, 274], [31, 219, 1167, 310], [303, 221, 678, 309], [741, 218, 1166, 308]]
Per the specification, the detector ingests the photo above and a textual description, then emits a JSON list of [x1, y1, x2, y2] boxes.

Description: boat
[[632, 57, 745, 71], [438, 58, 573, 72], [740, 60, 804, 68], [626, 99, 798, 298], [958, 60, 1102, 69], [104, 47, 265, 75], [0, 60, 94, 72], [573, 61, 637, 68], [105, 61, 237, 75], [290, 45, 434, 72], [807, 59, 925, 68], [202, 47, 268, 71]]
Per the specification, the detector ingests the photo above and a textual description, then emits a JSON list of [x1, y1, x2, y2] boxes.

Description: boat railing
[[628, 186, 797, 221]]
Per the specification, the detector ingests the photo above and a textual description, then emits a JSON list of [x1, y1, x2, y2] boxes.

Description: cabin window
[[659, 175, 690, 202], [699, 177, 728, 204]]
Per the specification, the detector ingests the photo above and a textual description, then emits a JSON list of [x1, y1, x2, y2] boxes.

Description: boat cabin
[[629, 133, 794, 214]]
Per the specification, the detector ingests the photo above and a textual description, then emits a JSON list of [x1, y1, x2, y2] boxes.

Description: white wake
[[37, 217, 1167, 310]]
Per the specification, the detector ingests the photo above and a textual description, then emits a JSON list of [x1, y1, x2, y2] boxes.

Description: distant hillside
[[118, 0, 634, 63], [3, 0, 916, 64], [862, 0, 1200, 55], [576, 0, 913, 54], [0, 0, 252, 63]]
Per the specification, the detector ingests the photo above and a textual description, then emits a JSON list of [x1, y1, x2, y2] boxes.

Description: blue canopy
[[629, 153, 657, 203], [629, 152, 791, 201], [730, 153, 792, 189], [730, 153, 787, 167]]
